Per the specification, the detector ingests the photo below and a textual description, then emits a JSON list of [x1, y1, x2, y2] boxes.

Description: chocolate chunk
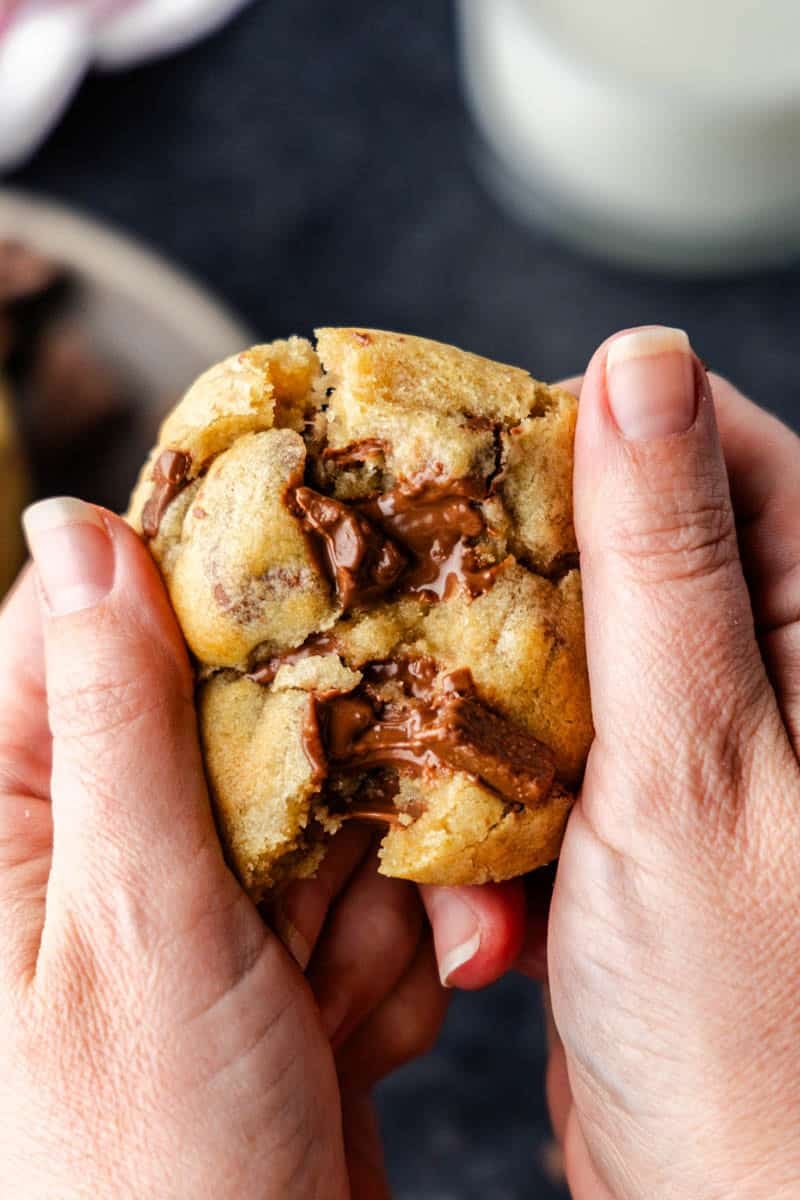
[[292, 486, 407, 610], [418, 694, 555, 808], [141, 449, 192, 539], [310, 659, 555, 810], [248, 633, 338, 686]]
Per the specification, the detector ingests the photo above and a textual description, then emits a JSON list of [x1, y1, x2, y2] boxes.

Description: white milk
[[533, 0, 800, 96], [457, 0, 800, 271]]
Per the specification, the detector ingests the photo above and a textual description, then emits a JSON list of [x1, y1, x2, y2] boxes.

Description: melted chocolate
[[337, 772, 403, 828], [439, 667, 474, 695], [292, 486, 407, 610], [248, 633, 338, 686], [301, 695, 327, 785], [362, 478, 496, 600], [361, 655, 438, 698], [290, 474, 506, 609], [142, 449, 192, 539], [322, 438, 386, 466], [307, 663, 555, 811], [324, 694, 377, 758]]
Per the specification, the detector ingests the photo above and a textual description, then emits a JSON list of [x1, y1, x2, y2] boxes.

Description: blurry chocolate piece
[[27, 322, 129, 451], [0, 240, 69, 363], [0, 239, 135, 510], [0, 313, 13, 361], [0, 239, 61, 305]]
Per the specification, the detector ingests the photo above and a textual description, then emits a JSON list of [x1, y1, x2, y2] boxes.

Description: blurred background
[[3, 1, 800, 1196]]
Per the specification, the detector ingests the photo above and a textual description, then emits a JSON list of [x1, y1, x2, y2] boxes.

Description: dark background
[[9, 2, 800, 1196]]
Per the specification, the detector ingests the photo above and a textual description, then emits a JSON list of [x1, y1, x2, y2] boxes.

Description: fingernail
[[425, 890, 481, 988], [22, 498, 114, 616], [439, 928, 481, 988], [606, 327, 696, 440]]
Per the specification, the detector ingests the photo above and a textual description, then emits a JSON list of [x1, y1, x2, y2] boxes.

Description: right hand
[[525, 327, 800, 1198], [425, 324, 800, 1198]]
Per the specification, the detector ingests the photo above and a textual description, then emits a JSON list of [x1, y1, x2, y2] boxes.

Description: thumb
[[23, 498, 222, 927], [575, 327, 777, 818]]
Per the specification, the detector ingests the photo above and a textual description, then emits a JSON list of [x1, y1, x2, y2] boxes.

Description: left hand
[[0, 502, 524, 1200]]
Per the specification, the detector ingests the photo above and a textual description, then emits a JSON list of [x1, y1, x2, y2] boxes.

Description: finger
[[563, 1107, 618, 1200], [575, 327, 781, 832], [543, 985, 572, 1145], [546, 1045, 572, 1148], [22, 499, 223, 941], [0, 566, 50, 803], [308, 850, 424, 1048], [0, 567, 52, 990], [421, 879, 526, 989], [710, 375, 800, 751], [514, 864, 557, 981], [335, 936, 448, 1090], [710, 372, 800, 620], [339, 1089, 392, 1200], [0, 565, 51, 796], [556, 374, 583, 398], [264, 823, 372, 970]]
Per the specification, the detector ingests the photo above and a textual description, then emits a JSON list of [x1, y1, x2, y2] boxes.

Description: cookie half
[[128, 330, 592, 896]]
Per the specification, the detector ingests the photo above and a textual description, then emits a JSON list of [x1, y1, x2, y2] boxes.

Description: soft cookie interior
[[128, 330, 592, 897]]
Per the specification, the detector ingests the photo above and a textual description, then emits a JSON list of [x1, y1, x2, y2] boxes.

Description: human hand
[[515, 326, 800, 1198], [0, 502, 523, 1199]]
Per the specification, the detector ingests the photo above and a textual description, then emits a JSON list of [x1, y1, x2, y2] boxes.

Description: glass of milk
[[457, 0, 800, 272]]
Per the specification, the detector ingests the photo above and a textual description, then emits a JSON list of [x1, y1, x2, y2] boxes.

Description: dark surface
[[8, 2, 800, 1196]]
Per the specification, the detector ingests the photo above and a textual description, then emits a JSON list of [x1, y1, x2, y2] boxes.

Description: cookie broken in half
[[128, 329, 592, 897]]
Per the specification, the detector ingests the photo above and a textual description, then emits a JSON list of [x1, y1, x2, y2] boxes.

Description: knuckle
[[49, 657, 190, 743], [51, 675, 151, 740], [607, 477, 738, 588], [588, 668, 779, 861]]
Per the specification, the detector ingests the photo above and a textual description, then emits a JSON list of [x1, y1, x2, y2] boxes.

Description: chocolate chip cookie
[[128, 330, 592, 896], [0, 375, 27, 597]]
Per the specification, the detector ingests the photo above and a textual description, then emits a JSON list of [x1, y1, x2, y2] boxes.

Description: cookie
[[128, 330, 592, 897], [0, 375, 27, 597]]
